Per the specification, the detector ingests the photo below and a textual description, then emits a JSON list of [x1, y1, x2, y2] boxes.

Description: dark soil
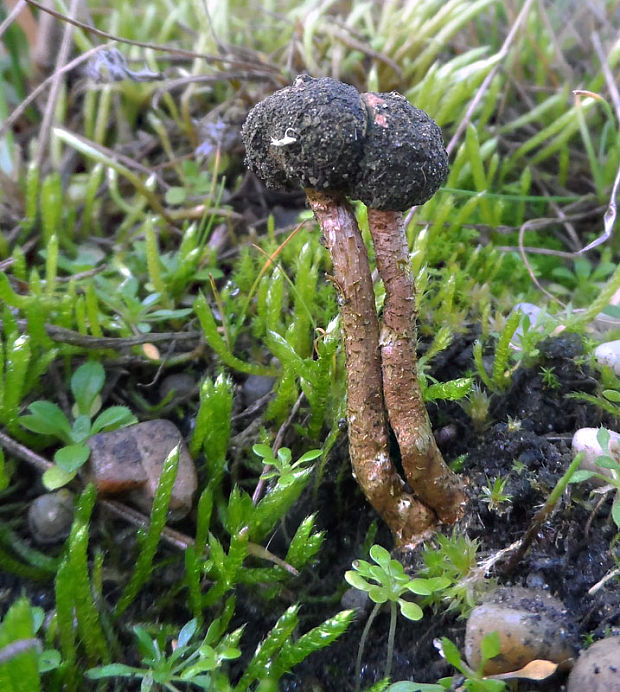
[[270, 331, 620, 691]]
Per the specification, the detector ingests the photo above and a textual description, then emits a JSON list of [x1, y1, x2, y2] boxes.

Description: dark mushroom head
[[242, 75, 449, 211], [241, 74, 366, 192]]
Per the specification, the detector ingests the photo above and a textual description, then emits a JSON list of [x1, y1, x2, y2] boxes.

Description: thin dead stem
[[446, 0, 537, 156], [0, 429, 298, 573], [35, 0, 79, 170], [0, 0, 28, 40]]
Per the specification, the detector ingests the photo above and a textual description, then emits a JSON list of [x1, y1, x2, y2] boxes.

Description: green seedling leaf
[[368, 586, 388, 603], [596, 427, 611, 450], [436, 637, 463, 669], [568, 470, 598, 483], [602, 389, 620, 403], [480, 631, 502, 662], [70, 414, 92, 443], [351, 559, 372, 578], [406, 579, 433, 596], [42, 466, 76, 490], [297, 449, 322, 463], [165, 187, 187, 205], [369, 544, 391, 570], [20, 401, 72, 442], [276, 447, 292, 466], [180, 647, 218, 677], [398, 599, 423, 621], [595, 455, 619, 470], [71, 361, 105, 416], [386, 683, 445, 692], [344, 571, 371, 592], [177, 619, 197, 649], [146, 308, 193, 321], [252, 444, 273, 460], [133, 626, 159, 662], [91, 406, 137, 434], [612, 498, 620, 527], [87, 663, 144, 679], [54, 444, 90, 473], [38, 648, 61, 672]]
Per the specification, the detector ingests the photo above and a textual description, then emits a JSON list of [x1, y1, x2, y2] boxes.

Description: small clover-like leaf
[[277, 447, 292, 465], [595, 455, 619, 470], [91, 406, 137, 434], [351, 559, 373, 578], [569, 470, 597, 483], [596, 427, 611, 451], [367, 586, 389, 603], [480, 631, 501, 663], [388, 558, 406, 577], [177, 619, 198, 648], [278, 469, 296, 487], [252, 444, 273, 460], [425, 576, 451, 591], [369, 544, 391, 570], [20, 401, 73, 443], [603, 389, 620, 403], [70, 414, 92, 443], [42, 465, 76, 490], [405, 579, 433, 596], [368, 564, 387, 584], [398, 599, 423, 621], [297, 449, 322, 463], [344, 571, 371, 592], [71, 361, 105, 416], [54, 443, 91, 472]]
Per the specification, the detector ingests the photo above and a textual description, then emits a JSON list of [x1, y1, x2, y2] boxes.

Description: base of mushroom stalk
[[306, 188, 441, 545]]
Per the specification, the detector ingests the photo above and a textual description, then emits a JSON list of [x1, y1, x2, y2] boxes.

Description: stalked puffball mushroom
[[242, 75, 465, 545]]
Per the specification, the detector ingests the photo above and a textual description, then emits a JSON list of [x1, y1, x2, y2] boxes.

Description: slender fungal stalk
[[307, 189, 435, 544], [368, 209, 466, 523]]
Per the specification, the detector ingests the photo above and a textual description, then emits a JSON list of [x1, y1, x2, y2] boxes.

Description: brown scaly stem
[[307, 189, 435, 544], [367, 209, 466, 524]]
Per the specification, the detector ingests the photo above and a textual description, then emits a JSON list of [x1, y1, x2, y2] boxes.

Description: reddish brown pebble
[[86, 419, 197, 518]]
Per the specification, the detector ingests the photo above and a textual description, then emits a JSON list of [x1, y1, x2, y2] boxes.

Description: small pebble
[[242, 374, 275, 407], [594, 340, 620, 376], [158, 373, 196, 404], [465, 586, 578, 675], [567, 636, 620, 691], [85, 419, 197, 519], [340, 587, 372, 617], [571, 427, 620, 485], [511, 302, 543, 348], [28, 489, 74, 544]]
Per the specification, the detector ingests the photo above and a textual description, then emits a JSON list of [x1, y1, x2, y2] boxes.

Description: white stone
[[571, 427, 620, 484], [511, 303, 544, 349], [594, 340, 620, 375]]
